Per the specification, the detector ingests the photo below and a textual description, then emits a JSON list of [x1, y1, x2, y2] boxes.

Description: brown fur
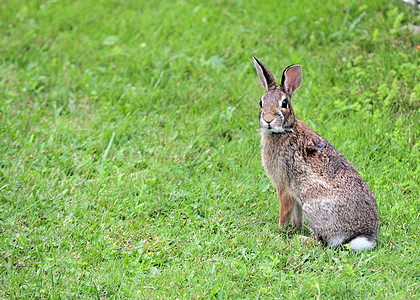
[[253, 57, 380, 249]]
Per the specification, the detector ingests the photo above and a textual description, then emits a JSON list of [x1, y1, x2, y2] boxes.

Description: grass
[[0, 0, 419, 298]]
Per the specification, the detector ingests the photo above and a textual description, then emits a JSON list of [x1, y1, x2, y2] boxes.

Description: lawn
[[0, 0, 419, 298]]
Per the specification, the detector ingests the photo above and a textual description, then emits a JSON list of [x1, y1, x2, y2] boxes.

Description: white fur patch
[[260, 125, 294, 134], [348, 237, 376, 251], [267, 126, 284, 133]]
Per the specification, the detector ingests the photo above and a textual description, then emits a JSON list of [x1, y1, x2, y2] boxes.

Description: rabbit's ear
[[253, 56, 277, 92], [281, 64, 302, 95]]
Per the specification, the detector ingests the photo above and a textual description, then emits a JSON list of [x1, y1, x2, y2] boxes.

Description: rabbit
[[252, 56, 380, 251]]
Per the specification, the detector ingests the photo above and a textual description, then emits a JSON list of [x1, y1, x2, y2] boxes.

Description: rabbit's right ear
[[281, 64, 302, 96], [252, 56, 277, 92]]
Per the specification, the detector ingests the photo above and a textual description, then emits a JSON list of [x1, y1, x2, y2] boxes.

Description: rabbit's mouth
[[262, 126, 288, 133], [261, 121, 294, 133], [260, 115, 288, 133], [261, 123, 287, 133]]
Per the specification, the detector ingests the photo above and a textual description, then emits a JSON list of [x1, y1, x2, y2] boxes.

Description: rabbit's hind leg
[[291, 200, 302, 229]]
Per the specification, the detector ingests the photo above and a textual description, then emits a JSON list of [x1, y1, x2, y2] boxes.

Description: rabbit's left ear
[[253, 56, 277, 92], [281, 64, 302, 96]]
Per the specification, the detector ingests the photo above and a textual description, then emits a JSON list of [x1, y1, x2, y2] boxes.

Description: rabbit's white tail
[[348, 236, 376, 251]]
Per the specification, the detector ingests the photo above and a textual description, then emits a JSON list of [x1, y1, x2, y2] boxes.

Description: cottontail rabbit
[[252, 57, 379, 251]]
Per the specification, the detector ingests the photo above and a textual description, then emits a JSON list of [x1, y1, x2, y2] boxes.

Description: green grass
[[0, 0, 419, 298]]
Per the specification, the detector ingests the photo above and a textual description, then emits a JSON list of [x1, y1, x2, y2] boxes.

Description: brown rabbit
[[252, 57, 380, 251]]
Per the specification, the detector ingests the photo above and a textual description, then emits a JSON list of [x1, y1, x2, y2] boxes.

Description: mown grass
[[0, 0, 419, 298]]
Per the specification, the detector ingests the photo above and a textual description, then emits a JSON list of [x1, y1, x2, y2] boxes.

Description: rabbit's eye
[[281, 100, 288, 108], [259, 100, 263, 108]]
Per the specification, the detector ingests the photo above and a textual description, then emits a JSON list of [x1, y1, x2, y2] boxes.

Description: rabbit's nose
[[263, 113, 275, 123]]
